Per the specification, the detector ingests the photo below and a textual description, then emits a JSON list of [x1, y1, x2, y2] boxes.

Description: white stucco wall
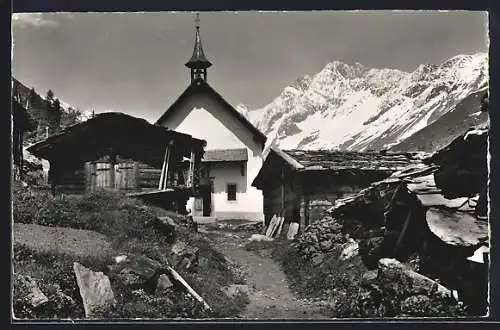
[[159, 91, 264, 220]]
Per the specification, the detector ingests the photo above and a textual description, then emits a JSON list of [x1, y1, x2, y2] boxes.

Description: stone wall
[[302, 183, 366, 227]]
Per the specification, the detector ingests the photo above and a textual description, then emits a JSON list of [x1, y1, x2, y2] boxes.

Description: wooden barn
[[27, 112, 206, 212], [252, 147, 422, 228]]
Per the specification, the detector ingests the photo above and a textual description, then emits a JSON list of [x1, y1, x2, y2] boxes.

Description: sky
[[12, 11, 488, 123]]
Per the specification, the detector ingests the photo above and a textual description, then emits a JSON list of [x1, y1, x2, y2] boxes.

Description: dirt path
[[202, 227, 331, 319], [13, 222, 114, 258]]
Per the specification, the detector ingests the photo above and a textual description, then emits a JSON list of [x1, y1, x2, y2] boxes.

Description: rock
[[156, 274, 174, 291], [224, 284, 250, 298], [170, 241, 188, 255], [117, 271, 143, 288], [361, 270, 379, 287], [114, 255, 128, 264], [15, 274, 49, 308], [378, 258, 453, 298], [186, 215, 198, 232], [287, 223, 299, 240], [426, 207, 488, 247], [73, 262, 115, 317], [359, 236, 387, 268], [312, 254, 325, 266], [401, 295, 432, 315], [320, 240, 333, 251], [146, 216, 177, 242], [233, 222, 264, 232], [199, 256, 209, 269], [46, 283, 76, 309], [169, 241, 199, 271], [339, 239, 359, 261], [248, 234, 274, 242], [113, 255, 165, 289]]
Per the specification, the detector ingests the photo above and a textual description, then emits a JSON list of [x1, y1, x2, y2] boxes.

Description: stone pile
[[290, 215, 348, 265]]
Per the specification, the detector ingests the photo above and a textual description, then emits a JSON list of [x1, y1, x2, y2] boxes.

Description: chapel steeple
[[185, 13, 212, 83]]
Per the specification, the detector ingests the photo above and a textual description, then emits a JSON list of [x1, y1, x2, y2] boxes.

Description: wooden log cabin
[[26, 112, 206, 212], [252, 147, 422, 229]]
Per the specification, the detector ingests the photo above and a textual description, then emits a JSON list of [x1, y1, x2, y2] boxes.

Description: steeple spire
[[185, 12, 212, 83]]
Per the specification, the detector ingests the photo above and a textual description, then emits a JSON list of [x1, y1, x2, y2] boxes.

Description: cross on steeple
[[195, 12, 200, 29], [185, 12, 212, 83]]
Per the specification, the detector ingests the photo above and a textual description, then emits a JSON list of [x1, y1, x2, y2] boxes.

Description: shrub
[[12, 186, 165, 240]]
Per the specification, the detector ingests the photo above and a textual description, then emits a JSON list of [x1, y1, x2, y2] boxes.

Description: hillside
[[12, 77, 93, 143], [245, 53, 488, 153]]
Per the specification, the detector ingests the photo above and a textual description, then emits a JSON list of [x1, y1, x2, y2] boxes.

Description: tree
[[49, 98, 62, 134], [46, 89, 54, 102], [61, 106, 83, 128]]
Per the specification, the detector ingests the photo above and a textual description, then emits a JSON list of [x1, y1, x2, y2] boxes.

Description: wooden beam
[[281, 167, 285, 217], [158, 140, 174, 190], [192, 150, 202, 195], [109, 154, 116, 190], [186, 149, 195, 188]]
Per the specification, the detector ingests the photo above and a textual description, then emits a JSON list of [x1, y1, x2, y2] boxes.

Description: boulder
[[73, 262, 115, 317], [113, 255, 165, 289], [377, 258, 453, 298], [169, 241, 199, 271], [339, 239, 359, 261], [15, 274, 49, 308], [426, 207, 488, 247]]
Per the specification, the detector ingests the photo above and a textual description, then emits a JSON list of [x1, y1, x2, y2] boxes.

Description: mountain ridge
[[244, 52, 488, 153]]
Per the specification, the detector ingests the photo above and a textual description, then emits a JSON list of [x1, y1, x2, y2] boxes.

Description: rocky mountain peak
[[244, 52, 488, 153]]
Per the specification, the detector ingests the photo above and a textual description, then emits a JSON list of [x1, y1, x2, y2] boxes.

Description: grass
[[12, 183, 250, 319], [12, 243, 113, 319]]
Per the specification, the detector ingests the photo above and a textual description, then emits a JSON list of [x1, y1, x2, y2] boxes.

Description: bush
[[12, 186, 167, 248]]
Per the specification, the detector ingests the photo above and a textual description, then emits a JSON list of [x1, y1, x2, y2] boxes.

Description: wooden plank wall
[[54, 152, 190, 195], [57, 164, 87, 194], [137, 163, 162, 191], [262, 169, 300, 226]]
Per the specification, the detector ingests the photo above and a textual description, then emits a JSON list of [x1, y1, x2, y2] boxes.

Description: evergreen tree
[[49, 97, 62, 134], [46, 89, 54, 102], [24, 88, 40, 144], [61, 106, 83, 128]]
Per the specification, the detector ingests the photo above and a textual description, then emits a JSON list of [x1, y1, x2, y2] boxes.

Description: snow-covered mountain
[[245, 53, 489, 153]]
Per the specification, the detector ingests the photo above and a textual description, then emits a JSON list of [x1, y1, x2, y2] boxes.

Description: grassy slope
[[12, 183, 249, 319]]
